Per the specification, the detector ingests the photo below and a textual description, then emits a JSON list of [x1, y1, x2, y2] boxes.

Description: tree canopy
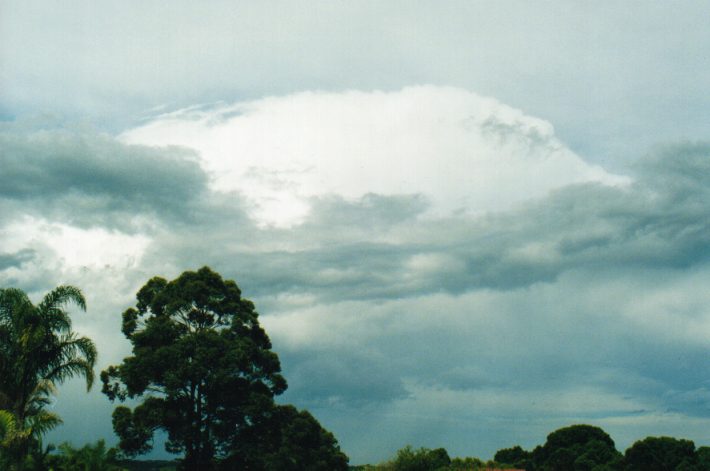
[[527, 424, 623, 471], [101, 266, 347, 470], [376, 445, 452, 471], [624, 436, 700, 471], [494, 445, 531, 469], [221, 404, 349, 470]]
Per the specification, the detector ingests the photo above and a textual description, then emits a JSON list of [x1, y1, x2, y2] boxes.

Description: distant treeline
[[354, 424, 710, 470]]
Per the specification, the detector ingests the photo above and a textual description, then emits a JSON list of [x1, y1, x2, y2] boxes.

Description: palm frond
[[36, 286, 85, 337], [0, 409, 17, 442], [0, 288, 31, 312], [23, 380, 57, 416], [38, 285, 86, 315], [40, 333, 97, 388], [26, 410, 63, 436], [44, 358, 96, 391], [0, 288, 34, 329]]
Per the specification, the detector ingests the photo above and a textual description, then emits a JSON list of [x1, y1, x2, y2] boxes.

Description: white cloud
[[3, 216, 150, 270], [122, 87, 628, 227]]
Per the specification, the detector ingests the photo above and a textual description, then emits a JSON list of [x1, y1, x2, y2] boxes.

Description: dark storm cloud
[[0, 123, 210, 229], [0, 249, 35, 270], [164, 142, 710, 306]]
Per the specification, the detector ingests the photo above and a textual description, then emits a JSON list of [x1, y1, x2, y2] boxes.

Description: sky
[[1, 0, 710, 465]]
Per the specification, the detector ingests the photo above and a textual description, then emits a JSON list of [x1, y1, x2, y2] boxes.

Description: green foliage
[[220, 404, 349, 470], [0, 285, 96, 470], [351, 426, 710, 471], [101, 267, 288, 470], [697, 447, 710, 469], [114, 459, 177, 471], [378, 445, 452, 471], [624, 436, 699, 471], [110, 406, 154, 457], [530, 424, 622, 471], [47, 439, 126, 471], [495, 445, 531, 468], [448, 456, 485, 469]]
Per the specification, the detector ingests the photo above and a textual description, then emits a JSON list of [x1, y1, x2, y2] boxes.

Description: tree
[[48, 440, 125, 471], [495, 445, 531, 468], [0, 286, 96, 470], [101, 267, 288, 470], [380, 445, 451, 471], [696, 447, 710, 470], [530, 424, 622, 471], [624, 436, 698, 471], [220, 404, 349, 470]]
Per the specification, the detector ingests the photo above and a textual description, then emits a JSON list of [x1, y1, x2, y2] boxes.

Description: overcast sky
[[1, 1, 710, 465]]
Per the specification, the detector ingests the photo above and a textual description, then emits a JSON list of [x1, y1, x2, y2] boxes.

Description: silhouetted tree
[[220, 404, 348, 470], [102, 267, 287, 470], [530, 424, 622, 471], [696, 447, 710, 470], [624, 436, 698, 471], [495, 445, 531, 468]]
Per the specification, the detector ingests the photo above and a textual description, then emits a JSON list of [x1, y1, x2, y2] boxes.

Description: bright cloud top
[[123, 86, 628, 226]]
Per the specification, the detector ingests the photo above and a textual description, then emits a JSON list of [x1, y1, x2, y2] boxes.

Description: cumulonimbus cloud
[[122, 86, 628, 227], [3, 88, 709, 465]]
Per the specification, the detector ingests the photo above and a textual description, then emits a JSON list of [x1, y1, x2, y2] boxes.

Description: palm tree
[[0, 406, 60, 471], [54, 440, 126, 471], [0, 286, 96, 469]]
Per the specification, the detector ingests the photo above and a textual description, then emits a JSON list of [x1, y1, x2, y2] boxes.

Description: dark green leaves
[[111, 406, 154, 458], [529, 424, 622, 471], [101, 267, 288, 469], [625, 436, 699, 471]]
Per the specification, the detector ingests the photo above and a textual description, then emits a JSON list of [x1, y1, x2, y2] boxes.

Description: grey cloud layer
[[1, 128, 709, 462], [170, 142, 710, 303], [0, 123, 209, 229], [0, 249, 35, 270]]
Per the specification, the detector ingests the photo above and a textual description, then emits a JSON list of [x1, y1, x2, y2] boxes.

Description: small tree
[[381, 445, 451, 471], [494, 445, 531, 468], [221, 404, 349, 470], [530, 424, 622, 471], [0, 286, 96, 470], [624, 436, 698, 471], [49, 440, 125, 471], [101, 267, 287, 470]]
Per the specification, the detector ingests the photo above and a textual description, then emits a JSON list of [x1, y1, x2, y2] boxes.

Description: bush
[[380, 445, 452, 471], [530, 424, 622, 471], [624, 436, 698, 471]]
